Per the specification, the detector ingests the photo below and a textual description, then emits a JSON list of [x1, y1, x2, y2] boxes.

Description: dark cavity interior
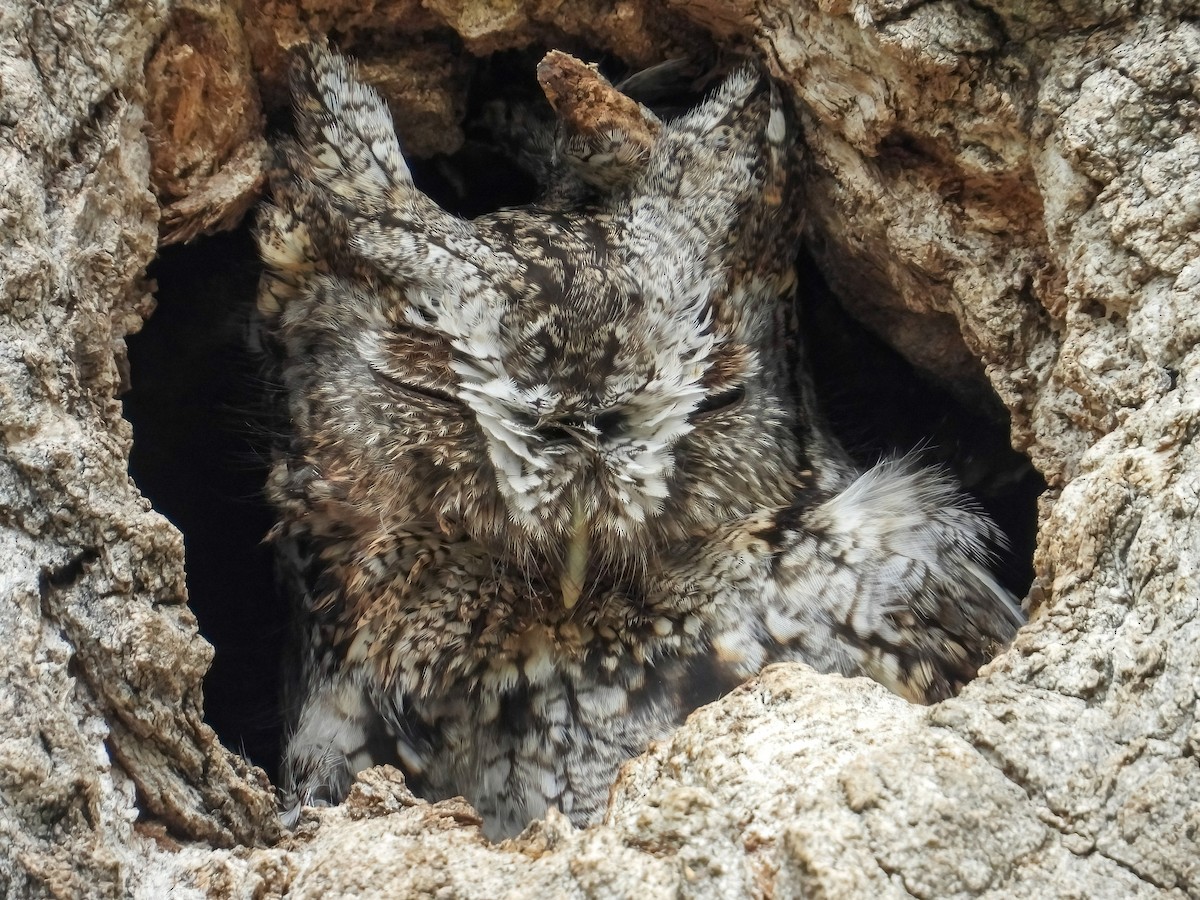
[[122, 51, 1042, 786]]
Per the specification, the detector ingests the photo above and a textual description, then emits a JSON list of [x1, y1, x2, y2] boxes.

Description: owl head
[[259, 46, 805, 608]]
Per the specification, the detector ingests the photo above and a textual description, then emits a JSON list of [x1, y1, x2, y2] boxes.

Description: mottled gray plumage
[[258, 45, 1023, 840]]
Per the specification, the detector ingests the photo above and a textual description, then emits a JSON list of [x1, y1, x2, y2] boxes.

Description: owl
[[257, 44, 1024, 840]]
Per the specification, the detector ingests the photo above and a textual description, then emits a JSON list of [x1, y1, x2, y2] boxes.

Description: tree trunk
[[2, 0, 1197, 896]]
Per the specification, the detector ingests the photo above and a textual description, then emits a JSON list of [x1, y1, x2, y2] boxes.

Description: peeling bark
[[2, 1, 1198, 897]]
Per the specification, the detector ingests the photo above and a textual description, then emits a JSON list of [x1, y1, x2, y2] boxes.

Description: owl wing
[[681, 458, 1023, 704]]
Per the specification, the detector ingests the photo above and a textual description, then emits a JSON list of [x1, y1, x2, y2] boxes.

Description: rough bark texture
[[2, 0, 1198, 897], [0, 3, 280, 898]]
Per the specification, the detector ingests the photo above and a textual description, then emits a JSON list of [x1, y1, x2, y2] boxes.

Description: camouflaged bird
[[257, 44, 1024, 840]]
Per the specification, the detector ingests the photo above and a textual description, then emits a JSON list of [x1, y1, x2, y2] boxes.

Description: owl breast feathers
[[257, 44, 1024, 840]]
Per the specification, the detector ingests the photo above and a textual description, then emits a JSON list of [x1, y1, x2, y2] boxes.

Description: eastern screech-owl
[[257, 44, 1023, 840]]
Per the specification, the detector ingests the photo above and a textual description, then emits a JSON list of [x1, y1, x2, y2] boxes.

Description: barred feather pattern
[[258, 44, 1024, 840]]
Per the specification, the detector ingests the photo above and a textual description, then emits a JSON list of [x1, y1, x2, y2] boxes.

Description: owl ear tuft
[[288, 42, 417, 212], [536, 51, 663, 191], [283, 43, 484, 289]]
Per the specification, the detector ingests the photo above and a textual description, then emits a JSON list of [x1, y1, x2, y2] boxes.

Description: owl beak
[[561, 497, 590, 610]]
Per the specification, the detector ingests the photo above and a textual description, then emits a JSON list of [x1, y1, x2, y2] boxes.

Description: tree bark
[[2, 0, 1197, 897]]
